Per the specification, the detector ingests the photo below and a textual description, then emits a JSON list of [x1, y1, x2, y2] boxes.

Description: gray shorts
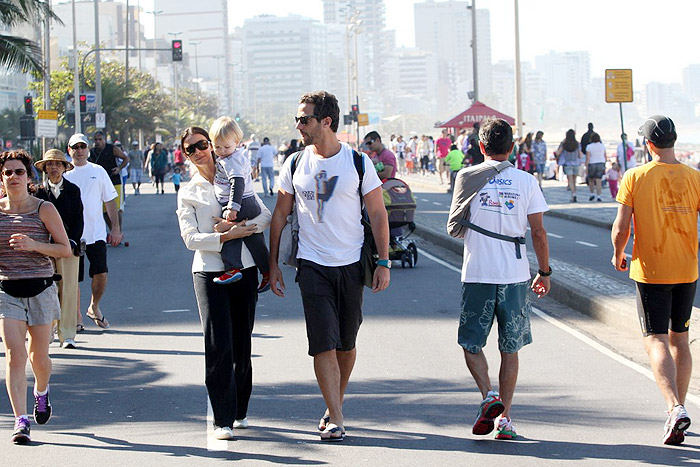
[[563, 165, 581, 176], [458, 281, 532, 354], [0, 283, 60, 326]]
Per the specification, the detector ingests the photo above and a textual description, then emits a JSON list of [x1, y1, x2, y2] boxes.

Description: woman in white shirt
[[176, 126, 271, 441], [585, 133, 606, 202]]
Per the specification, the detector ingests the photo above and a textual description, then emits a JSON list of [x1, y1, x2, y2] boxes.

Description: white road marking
[[432, 201, 442, 206], [420, 198, 429, 202], [547, 233, 564, 239], [418, 247, 700, 409], [162, 309, 190, 313], [575, 241, 598, 247]]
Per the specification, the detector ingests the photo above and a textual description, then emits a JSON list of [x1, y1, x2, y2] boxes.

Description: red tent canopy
[[437, 101, 516, 128]]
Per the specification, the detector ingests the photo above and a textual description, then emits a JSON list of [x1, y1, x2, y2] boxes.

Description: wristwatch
[[377, 259, 392, 269], [537, 266, 552, 277]]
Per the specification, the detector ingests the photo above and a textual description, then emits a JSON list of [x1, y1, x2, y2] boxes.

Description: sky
[[136, 0, 697, 90]]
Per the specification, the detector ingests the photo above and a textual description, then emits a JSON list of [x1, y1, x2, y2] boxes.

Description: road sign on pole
[[605, 69, 633, 103], [95, 112, 106, 128], [357, 113, 369, 127], [36, 110, 58, 138]]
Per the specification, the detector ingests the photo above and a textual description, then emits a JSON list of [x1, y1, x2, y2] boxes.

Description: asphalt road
[[1, 182, 698, 465], [412, 189, 700, 308]]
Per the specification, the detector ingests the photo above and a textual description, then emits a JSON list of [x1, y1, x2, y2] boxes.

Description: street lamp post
[[147, 9, 163, 83], [168, 32, 182, 137], [514, 0, 523, 137], [191, 41, 202, 109], [213, 55, 224, 113], [94, 0, 102, 113], [72, 0, 81, 133], [468, 0, 478, 102]]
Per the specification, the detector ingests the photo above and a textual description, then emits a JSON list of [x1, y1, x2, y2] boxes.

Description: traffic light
[[20, 116, 35, 139], [350, 104, 359, 122], [24, 95, 32, 115], [235, 113, 240, 122], [171, 40, 183, 61], [79, 94, 87, 113]]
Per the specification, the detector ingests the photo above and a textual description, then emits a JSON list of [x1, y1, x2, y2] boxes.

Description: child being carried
[[210, 116, 270, 292]]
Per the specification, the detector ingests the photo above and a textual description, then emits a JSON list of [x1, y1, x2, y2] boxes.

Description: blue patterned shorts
[[458, 281, 532, 354]]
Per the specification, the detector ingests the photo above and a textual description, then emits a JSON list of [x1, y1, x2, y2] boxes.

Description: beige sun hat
[[35, 148, 74, 172]]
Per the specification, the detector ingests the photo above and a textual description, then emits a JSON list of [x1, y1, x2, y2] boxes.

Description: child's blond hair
[[209, 116, 243, 145]]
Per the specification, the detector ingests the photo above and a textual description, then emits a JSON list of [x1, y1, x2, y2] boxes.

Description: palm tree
[[0, 0, 61, 75]]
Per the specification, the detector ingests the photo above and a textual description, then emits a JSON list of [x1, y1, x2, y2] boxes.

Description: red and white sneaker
[[213, 269, 243, 285], [494, 416, 517, 440], [257, 273, 270, 293], [472, 391, 505, 435], [663, 404, 691, 445]]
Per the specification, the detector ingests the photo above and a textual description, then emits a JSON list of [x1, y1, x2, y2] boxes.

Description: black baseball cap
[[638, 115, 677, 147]]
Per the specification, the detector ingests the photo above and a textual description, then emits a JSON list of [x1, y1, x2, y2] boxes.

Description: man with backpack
[[268, 90, 390, 442], [447, 118, 551, 440]]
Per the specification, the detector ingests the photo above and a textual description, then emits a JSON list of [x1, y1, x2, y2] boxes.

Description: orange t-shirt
[[617, 161, 700, 284]]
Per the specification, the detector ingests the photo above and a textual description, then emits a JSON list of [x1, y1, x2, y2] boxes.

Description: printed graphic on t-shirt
[[477, 177, 521, 213], [314, 170, 338, 222]]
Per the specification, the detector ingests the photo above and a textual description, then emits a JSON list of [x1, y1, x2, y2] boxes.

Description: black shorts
[[297, 259, 364, 356], [79, 241, 108, 282], [635, 281, 695, 336]]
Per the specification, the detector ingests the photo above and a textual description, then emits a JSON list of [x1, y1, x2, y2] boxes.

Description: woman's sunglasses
[[184, 140, 210, 155], [2, 168, 27, 177]]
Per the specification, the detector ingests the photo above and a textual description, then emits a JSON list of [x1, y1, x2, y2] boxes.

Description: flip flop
[[320, 423, 345, 442], [318, 414, 330, 432], [76, 324, 85, 333], [86, 310, 110, 329]]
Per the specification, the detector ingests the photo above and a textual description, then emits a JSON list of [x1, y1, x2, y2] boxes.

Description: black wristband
[[537, 267, 552, 277]]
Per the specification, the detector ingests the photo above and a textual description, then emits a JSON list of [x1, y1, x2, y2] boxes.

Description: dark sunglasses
[[184, 139, 210, 155], [70, 143, 87, 150], [2, 168, 27, 177], [295, 115, 319, 125]]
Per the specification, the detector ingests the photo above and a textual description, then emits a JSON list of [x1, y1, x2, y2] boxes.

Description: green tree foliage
[[0, 0, 61, 75]]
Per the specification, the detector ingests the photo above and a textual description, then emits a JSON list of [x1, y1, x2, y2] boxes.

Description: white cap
[[68, 133, 89, 147], [132, 141, 139, 146]]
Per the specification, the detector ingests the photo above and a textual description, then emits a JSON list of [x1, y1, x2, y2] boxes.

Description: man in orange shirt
[[612, 115, 700, 445]]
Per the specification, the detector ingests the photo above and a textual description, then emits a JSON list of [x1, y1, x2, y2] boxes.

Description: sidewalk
[[394, 168, 700, 358]]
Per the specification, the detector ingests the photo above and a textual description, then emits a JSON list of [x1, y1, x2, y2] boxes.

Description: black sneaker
[[589, 195, 595, 201], [11, 417, 30, 444], [33, 387, 52, 425]]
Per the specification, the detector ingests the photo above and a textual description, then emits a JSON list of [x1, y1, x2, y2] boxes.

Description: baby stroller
[[382, 178, 418, 268]]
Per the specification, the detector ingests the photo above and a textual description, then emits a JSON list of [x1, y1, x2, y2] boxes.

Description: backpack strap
[[352, 149, 365, 205], [289, 150, 304, 195]]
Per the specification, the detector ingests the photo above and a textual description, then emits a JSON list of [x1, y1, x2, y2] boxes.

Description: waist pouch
[[0, 274, 60, 298]]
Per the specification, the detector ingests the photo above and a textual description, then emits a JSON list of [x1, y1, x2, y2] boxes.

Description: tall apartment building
[[396, 47, 439, 114], [241, 15, 329, 122], [413, 0, 492, 115], [534, 51, 590, 103], [682, 64, 700, 100], [322, 0, 391, 113], [51, 0, 145, 69]]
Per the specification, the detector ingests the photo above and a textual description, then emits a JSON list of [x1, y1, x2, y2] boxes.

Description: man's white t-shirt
[[461, 161, 548, 284], [63, 161, 118, 245], [278, 142, 382, 267], [257, 144, 277, 168], [617, 141, 637, 169]]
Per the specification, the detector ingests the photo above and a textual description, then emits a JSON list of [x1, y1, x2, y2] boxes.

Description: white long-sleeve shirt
[[176, 172, 271, 273]]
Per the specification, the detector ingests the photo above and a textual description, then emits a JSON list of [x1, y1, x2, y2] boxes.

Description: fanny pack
[[0, 274, 61, 298]]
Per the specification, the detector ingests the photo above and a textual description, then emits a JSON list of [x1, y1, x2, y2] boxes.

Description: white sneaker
[[663, 404, 691, 445], [213, 426, 234, 440], [62, 338, 77, 349], [233, 418, 249, 429]]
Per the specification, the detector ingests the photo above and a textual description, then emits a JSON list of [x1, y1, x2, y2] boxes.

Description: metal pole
[[125, 0, 129, 91], [513, 0, 523, 137], [137, 0, 141, 71], [221, 0, 232, 116], [471, 0, 478, 101], [44, 0, 51, 111], [43, 0, 52, 154], [175, 62, 179, 136], [72, 0, 81, 133], [94, 0, 102, 113], [619, 103, 627, 171], [354, 24, 359, 149]]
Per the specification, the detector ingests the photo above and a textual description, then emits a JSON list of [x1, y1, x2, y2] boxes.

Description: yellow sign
[[357, 113, 369, 127], [37, 110, 58, 120], [605, 69, 633, 103]]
